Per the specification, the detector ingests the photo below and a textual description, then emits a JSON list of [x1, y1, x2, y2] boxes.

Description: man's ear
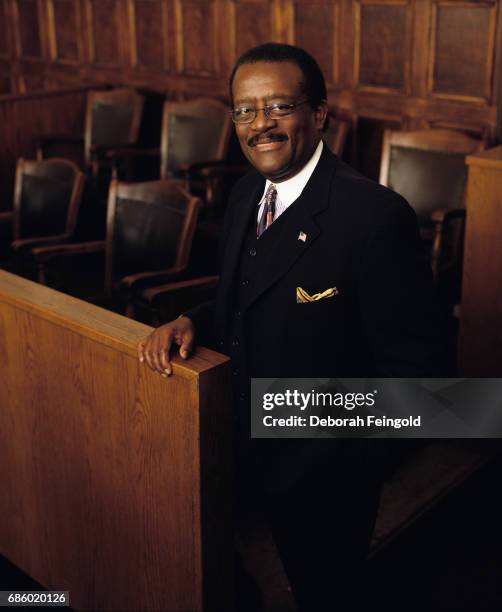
[[315, 100, 329, 132]]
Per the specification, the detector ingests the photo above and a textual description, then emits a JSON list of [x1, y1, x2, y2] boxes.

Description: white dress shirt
[[256, 139, 324, 225]]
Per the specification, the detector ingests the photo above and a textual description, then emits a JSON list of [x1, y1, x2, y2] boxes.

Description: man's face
[[231, 61, 328, 182]]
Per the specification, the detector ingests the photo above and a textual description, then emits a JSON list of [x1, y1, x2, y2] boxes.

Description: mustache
[[248, 133, 288, 147]]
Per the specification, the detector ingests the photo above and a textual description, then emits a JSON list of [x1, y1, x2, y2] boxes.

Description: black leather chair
[[0, 158, 85, 274], [110, 97, 233, 208], [31, 179, 200, 316], [37, 88, 145, 178], [379, 128, 484, 311]]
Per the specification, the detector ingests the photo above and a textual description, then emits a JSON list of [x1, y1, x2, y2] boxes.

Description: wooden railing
[[0, 270, 232, 611]]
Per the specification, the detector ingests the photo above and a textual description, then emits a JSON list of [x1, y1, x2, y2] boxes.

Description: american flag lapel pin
[[298, 231, 307, 242]]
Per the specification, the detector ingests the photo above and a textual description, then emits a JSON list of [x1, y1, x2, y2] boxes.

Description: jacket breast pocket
[[292, 294, 341, 323]]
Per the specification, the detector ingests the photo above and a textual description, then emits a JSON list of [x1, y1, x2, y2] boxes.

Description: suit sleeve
[[182, 298, 216, 347], [358, 198, 448, 376]]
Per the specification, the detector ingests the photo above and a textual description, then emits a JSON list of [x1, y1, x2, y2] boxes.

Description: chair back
[[13, 158, 85, 241], [105, 180, 200, 293], [323, 116, 350, 157], [85, 89, 145, 165], [160, 98, 232, 179], [379, 129, 483, 221]]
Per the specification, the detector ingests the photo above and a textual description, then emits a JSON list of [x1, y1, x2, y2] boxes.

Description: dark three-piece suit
[[187, 145, 444, 610]]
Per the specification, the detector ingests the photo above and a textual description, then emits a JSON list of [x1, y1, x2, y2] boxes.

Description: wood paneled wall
[[0, 0, 501, 139]]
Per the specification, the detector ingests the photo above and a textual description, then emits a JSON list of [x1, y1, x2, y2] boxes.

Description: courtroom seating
[[109, 97, 232, 209], [37, 88, 145, 180], [379, 128, 484, 311], [0, 158, 85, 275], [30, 179, 200, 317]]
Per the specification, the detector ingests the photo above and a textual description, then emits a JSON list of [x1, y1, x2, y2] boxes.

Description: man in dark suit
[[138, 43, 443, 611]]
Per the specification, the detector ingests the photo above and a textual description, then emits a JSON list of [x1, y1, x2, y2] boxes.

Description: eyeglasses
[[230, 99, 310, 124]]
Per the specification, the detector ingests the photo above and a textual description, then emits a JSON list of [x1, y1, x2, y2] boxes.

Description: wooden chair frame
[[139, 275, 220, 326], [105, 179, 200, 296], [85, 88, 145, 174], [109, 97, 233, 208], [31, 180, 200, 315], [37, 88, 145, 176], [160, 98, 232, 180], [9, 157, 85, 251], [379, 128, 484, 189], [379, 128, 484, 278]]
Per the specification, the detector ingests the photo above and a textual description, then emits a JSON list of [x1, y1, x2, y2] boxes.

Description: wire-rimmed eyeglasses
[[230, 99, 310, 124]]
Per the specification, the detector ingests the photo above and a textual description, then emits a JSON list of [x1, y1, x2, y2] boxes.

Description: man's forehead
[[232, 61, 304, 100]]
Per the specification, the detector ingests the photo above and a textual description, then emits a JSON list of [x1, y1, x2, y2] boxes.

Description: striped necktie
[[257, 184, 277, 238]]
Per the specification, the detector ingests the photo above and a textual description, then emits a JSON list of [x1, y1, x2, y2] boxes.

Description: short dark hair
[[229, 43, 327, 111]]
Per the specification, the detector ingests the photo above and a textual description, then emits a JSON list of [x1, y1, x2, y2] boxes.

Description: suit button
[[239, 393, 246, 400], [233, 369, 239, 376], [241, 279, 249, 287], [232, 338, 240, 347], [249, 248, 257, 257], [219, 340, 224, 347], [236, 310, 241, 317]]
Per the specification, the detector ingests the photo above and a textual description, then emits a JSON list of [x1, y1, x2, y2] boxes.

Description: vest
[[226, 207, 291, 443]]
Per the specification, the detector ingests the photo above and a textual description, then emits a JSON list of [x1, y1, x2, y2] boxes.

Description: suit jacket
[[186, 145, 445, 490], [188, 145, 443, 376]]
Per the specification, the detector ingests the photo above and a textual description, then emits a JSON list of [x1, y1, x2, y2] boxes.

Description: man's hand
[[137, 316, 195, 377]]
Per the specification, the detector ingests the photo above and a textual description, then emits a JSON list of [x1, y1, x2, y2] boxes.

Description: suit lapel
[[242, 147, 338, 313]]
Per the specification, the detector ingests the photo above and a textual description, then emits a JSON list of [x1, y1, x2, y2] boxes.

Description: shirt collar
[[258, 140, 324, 208]]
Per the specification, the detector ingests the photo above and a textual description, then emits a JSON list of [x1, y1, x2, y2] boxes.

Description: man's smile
[[253, 140, 287, 152]]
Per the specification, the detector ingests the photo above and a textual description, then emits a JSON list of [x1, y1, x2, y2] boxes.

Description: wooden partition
[[459, 146, 502, 376], [0, 86, 93, 209], [0, 270, 232, 611]]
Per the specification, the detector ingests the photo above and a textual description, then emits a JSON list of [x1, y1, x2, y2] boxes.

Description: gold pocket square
[[296, 286, 339, 303]]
